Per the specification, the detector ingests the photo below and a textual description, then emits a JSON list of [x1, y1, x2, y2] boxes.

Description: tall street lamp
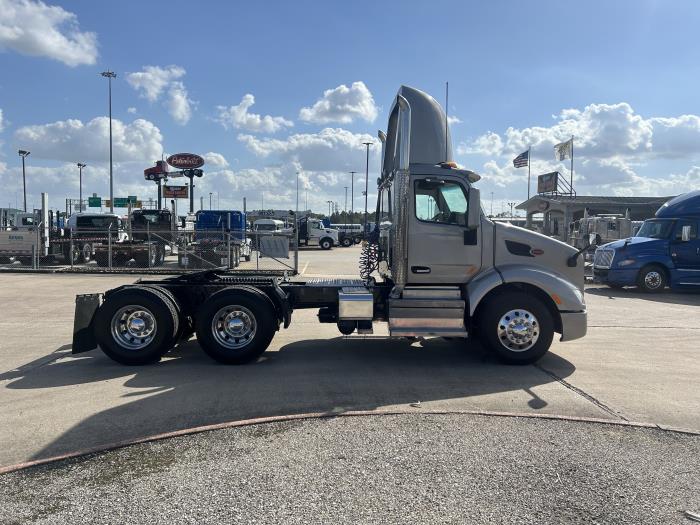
[[362, 142, 373, 236], [18, 150, 30, 212], [77, 163, 86, 211], [209, 192, 213, 209], [100, 70, 117, 212], [349, 171, 356, 218]]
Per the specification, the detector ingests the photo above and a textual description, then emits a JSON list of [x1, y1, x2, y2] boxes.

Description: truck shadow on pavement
[[2, 337, 575, 463], [586, 286, 700, 305]]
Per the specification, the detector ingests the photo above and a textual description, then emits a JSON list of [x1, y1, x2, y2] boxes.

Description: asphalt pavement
[[0, 244, 699, 522], [1, 413, 698, 524]]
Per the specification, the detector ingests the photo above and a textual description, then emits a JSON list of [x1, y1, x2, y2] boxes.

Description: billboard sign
[[537, 172, 559, 194], [167, 153, 204, 169], [163, 185, 189, 198]]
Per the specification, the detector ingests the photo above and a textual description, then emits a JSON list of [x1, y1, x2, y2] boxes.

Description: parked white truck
[[72, 85, 587, 366]]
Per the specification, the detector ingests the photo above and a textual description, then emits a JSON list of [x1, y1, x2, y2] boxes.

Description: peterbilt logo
[[167, 153, 204, 169], [530, 248, 544, 256]]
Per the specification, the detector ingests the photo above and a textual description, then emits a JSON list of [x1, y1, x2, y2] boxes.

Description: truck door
[[407, 176, 482, 284], [670, 219, 700, 286]]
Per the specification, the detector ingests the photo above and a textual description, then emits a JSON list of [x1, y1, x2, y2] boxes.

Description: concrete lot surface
[[1, 414, 698, 525], [0, 245, 698, 470]]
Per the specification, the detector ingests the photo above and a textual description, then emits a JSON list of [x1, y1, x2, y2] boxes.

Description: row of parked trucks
[[0, 198, 365, 267]]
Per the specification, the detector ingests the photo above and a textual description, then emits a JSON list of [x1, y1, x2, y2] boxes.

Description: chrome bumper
[[559, 310, 587, 342]]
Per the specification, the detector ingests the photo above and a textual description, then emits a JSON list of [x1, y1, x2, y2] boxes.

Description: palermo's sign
[[167, 153, 204, 169]]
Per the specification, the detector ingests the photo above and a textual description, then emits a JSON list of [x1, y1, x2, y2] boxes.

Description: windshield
[[256, 224, 278, 231], [635, 219, 673, 239]]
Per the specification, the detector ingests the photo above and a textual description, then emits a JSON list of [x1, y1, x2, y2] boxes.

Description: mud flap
[[72, 293, 101, 353]]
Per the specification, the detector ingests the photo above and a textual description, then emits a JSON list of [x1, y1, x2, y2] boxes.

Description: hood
[[602, 236, 668, 251]]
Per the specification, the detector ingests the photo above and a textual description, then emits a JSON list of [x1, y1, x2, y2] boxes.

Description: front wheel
[[477, 291, 554, 365], [195, 290, 276, 364], [637, 265, 666, 293], [320, 238, 333, 250]]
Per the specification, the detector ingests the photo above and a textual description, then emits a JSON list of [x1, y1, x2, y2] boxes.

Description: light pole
[[209, 192, 213, 209], [77, 163, 86, 211], [344, 186, 348, 223], [296, 171, 299, 218], [349, 171, 356, 219], [100, 70, 117, 212], [18, 150, 30, 212], [362, 142, 373, 235], [508, 201, 517, 217]]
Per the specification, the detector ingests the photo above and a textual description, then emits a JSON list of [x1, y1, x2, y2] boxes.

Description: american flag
[[513, 150, 529, 168]]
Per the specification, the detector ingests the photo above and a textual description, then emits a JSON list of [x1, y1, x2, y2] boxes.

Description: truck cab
[[593, 191, 700, 292], [298, 217, 338, 250]]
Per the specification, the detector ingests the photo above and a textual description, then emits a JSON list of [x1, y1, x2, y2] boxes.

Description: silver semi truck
[[72, 85, 587, 366]]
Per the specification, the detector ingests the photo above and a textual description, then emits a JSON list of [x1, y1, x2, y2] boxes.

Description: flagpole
[[527, 146, 531, 200], [570, 135, 574, 195]]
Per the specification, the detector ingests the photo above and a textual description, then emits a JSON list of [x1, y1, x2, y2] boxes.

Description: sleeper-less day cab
[[72, 86, 587, 366]]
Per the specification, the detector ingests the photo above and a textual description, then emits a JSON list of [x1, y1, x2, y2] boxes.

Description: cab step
[[388, 286, 467, 337]]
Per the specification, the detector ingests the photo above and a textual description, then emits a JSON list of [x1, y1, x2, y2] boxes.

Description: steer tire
[[477, 291, 554, 365], [320, 238, 333, 250], [195, 290, 276, 365], [93, 286, 179, 365], [637, 265, 667, 293]]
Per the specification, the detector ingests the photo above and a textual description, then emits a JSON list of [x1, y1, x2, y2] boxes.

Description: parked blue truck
[[593, 191, 700, 292], [179, 210, 251, 268]]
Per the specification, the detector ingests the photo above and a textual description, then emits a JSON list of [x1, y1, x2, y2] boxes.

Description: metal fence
[[0, 227, 299, 275]]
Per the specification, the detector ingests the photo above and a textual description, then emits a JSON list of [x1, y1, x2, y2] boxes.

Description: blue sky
[[1, 0, 699, 213]]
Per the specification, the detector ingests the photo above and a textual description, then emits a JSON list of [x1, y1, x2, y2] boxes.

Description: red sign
[[167, 153, 204, 169], [163, 185, 189, 198]]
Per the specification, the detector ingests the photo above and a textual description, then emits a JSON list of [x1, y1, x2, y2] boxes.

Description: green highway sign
[[88, 196, 101, 207], [113, 196, 138, 208]]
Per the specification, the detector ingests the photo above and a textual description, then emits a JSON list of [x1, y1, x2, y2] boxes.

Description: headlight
[[617, 258, 636, 267]]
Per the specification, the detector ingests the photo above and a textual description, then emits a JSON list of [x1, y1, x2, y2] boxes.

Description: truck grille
[[593, 249, 615, 269]]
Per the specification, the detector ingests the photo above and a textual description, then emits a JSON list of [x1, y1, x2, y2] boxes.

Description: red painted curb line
[[1, 409, 697, 475]]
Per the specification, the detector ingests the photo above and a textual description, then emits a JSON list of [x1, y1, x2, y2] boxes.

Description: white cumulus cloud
[[457, 101, 700, 199], [203, 151, 228, 168], [126, 65, 193, 125], [238, 127, 379, 172], [299, 81, 378, 124], [14, 116, 163, 163], [0, 108, 4, 132], [0, 0, 98, 66], [216, 94, 293, 133]]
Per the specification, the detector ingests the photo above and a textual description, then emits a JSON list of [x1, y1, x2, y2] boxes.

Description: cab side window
[[414, 180, 468, 226], [674, 220, 698, 240]]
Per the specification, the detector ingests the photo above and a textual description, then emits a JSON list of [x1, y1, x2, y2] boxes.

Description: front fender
[[497, 264, 585, 312]]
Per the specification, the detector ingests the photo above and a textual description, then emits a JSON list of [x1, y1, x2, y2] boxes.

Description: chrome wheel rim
[[497, 309, 539, 352], [211, 305, 256, 350], [644, 271, 662, 289], [82, 244, 91, 260], [111, 305, 157, 350]]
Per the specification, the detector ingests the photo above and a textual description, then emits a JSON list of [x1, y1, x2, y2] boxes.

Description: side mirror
[[467, 188, 481, 230], [682, 225, 691, 242]]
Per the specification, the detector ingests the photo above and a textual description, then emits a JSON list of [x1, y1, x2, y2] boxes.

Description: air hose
[[359, 228, 380, 282]]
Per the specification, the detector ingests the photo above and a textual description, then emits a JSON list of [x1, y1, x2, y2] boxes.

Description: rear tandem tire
[[195, 290, 276, 365], [93, 287, 180, 365], [477, 291, 554, 365]]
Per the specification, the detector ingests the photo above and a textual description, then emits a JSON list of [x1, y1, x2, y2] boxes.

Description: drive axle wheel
[[477, 291, 554, 365], [195, 290, 276, 364], [341, 237, 353, 247], [93, 287, 179, 365]]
